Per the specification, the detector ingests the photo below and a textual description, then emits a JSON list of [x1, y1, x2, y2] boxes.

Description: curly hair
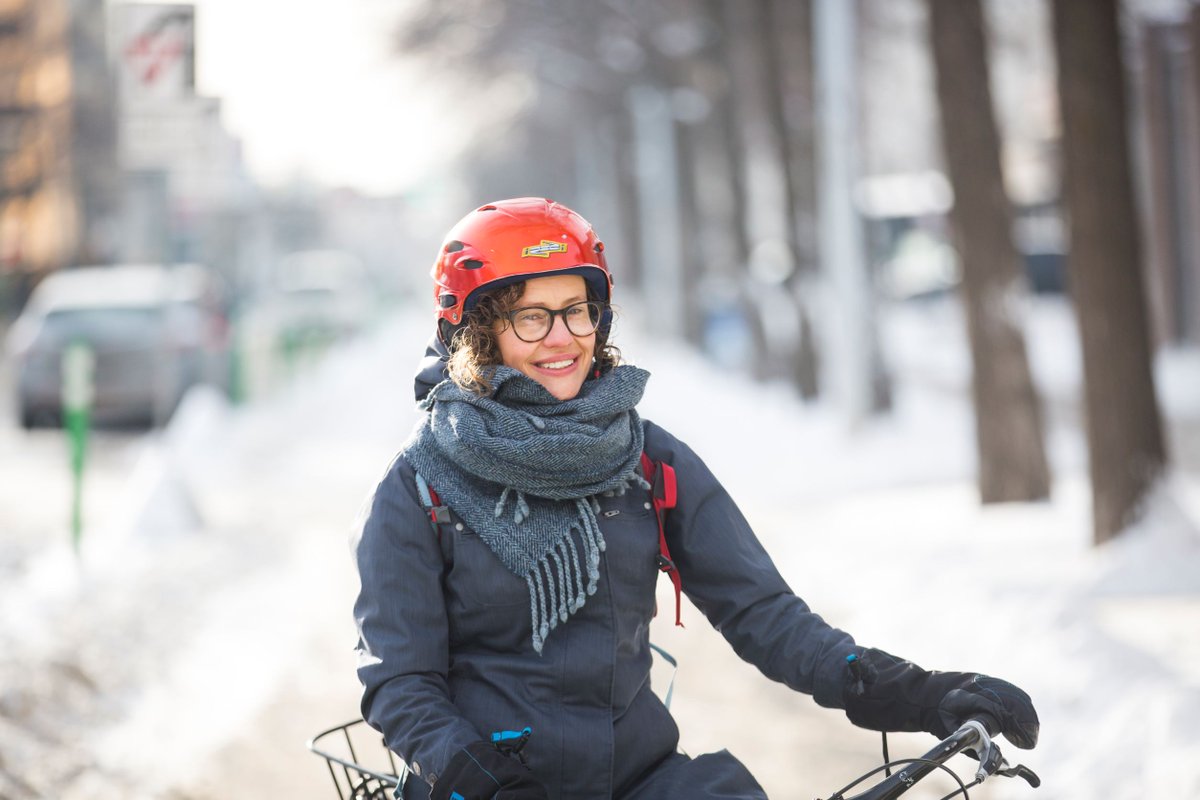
[[446, 280, 620, 395]]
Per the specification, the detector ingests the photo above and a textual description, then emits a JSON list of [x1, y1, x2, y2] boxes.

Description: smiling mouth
[[536, 356, 577, 371]]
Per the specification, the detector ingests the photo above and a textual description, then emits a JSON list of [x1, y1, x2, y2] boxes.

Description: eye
[[515, 308, 549, 325], [565, 304, 587, 318]]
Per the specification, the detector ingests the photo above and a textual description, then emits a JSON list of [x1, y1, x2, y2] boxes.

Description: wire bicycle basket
[[308, 719, 408, 800]]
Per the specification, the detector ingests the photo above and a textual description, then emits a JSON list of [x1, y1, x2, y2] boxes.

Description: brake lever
[[996, 763, 1042, 788], [973, 745, 1003, 783], [960, 720, 1003, 783], [962, 718, 1041, 789]]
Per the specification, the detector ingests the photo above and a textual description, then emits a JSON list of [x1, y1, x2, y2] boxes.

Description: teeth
[[540, 358, 574, 369]]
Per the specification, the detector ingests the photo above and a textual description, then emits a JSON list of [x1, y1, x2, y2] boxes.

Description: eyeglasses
[[503, 300, 607, 343]]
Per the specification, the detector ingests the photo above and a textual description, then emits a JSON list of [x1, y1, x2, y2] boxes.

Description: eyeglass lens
[[511, 301, 604, 342]]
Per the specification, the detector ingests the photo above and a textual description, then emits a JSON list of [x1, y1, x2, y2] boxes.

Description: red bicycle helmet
[[431, 198, 613, 346]]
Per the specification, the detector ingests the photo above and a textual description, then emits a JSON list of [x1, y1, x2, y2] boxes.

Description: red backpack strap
[[641, 452, 684, 628], [414, 471, 451, 537]]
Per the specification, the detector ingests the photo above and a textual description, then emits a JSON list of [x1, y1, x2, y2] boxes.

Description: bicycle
[[307, 715, 1040, 800], [817, 715, 1040, 800], [308, 718, 406, 800]]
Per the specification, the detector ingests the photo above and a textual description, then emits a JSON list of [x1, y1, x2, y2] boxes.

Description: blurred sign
[[115, 3, 196, 104], [62, 341, 96, 413]]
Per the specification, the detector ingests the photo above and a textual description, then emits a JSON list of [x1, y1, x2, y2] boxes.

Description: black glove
[[842, 647, 1040, 750], [430, 733, 548, 800]]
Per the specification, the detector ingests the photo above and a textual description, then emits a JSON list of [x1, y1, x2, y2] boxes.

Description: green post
[[62, 340, 94, 553]]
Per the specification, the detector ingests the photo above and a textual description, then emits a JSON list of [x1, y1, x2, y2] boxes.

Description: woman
[[352, 198, 1039, 800]]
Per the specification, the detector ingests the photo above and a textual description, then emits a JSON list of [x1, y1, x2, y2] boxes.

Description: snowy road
[[1, 296, 1198, 799], [0, 321, 416, 798]]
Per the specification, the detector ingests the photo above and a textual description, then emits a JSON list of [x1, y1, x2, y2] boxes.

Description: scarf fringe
[[479, 464, 653, 655], [495, 487, 532, 524], [526, 498, 610, 654], [563, 532, 585, 611], [548, 547, 569, 623]]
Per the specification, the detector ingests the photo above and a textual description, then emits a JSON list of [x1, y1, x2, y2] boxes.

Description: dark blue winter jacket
[[351, 349, 857, 798]]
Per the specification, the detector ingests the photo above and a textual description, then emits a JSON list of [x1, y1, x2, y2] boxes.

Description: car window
[[38, 308, 162, 347]]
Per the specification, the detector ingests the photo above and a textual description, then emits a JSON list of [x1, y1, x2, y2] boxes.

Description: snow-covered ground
[[630, 297, 1200, 800], [1, 293, 1197, 799]]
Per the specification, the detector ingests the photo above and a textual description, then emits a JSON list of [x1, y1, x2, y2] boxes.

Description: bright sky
[[190, 0, 458, 195]]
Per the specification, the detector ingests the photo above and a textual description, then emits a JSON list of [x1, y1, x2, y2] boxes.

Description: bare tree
[[711, 0, 776, 381], [926, 0, 1051, 503], [391, 0, 834, 392], [761, 0, 821, 399], [1052, 0, 1166, 543]]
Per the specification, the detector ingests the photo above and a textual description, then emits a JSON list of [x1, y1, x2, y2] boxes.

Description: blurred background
[[1, 0, 1198, 798]]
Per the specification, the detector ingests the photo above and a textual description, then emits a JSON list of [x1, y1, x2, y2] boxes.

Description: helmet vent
[[462, 259, 484, 270], [445, 240, 465, 253], [439, 293, 457, 309], [479, 205, 498, 212]]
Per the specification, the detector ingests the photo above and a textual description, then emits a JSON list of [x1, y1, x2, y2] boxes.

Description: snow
[[2, 293, 1198, 799], [626, 294, 1200, 799]]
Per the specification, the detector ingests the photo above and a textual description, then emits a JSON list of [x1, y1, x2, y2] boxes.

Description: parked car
[[5, 264, 231, 428]]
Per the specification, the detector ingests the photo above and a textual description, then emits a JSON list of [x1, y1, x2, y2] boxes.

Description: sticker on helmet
[[521, 240, 569, 258]]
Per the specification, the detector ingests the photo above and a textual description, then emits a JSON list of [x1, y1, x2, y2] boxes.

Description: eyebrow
[[520, 295, 588, 307]]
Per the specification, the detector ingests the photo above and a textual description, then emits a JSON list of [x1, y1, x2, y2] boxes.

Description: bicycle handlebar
[[825, 718, 1040, 800]]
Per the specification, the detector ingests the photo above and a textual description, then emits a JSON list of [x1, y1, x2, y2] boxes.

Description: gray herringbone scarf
[[403, 364, 650, 653]]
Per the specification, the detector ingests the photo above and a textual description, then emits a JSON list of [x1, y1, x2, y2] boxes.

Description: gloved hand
[[430, 735, 548, 800], [842, 647, 1039, 750]]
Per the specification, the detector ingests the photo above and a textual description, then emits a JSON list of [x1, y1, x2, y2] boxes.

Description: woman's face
[[495, 274, 595, 400]]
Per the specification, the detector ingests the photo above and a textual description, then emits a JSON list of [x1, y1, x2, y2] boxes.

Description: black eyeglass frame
[[502, 300, 609, 343]]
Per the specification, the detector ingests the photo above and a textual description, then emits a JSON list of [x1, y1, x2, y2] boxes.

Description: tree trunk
[[672, 104, 706, 348], [927, 0, 1051, 503], [763, 0, 822, 399], [710, 0, 774, 381], [1052, 0, 1167, 543]]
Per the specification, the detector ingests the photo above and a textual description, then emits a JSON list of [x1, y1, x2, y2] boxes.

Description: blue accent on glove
[[429, 735, 547, 800], [491, 727, 533, 744]]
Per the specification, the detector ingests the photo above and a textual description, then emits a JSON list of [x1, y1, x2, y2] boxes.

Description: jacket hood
[[414, 335, 451, 402]]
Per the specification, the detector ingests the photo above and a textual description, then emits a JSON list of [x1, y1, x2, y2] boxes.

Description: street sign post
[[62, 340, 95, 553]]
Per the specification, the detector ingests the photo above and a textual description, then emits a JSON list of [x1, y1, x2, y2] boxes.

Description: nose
[[542, 312, 574, 346]]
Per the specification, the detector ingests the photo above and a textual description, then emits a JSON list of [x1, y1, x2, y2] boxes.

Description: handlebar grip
[[971, 713, 1001, 738]]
